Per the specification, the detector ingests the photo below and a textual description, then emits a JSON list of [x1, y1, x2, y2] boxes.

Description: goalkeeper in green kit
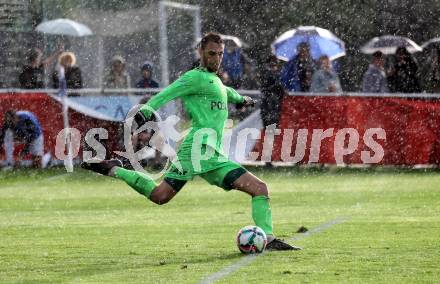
[[82, 32, 300, 251]]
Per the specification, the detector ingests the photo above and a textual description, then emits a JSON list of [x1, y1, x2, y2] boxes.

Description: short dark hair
[[200, 32, 223, 49], [298, 42, 310, 50], [396, 46, 410, 57], [372, 51, 384, 59]]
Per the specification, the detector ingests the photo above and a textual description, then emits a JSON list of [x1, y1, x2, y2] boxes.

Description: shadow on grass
[[59, 251, 243, 282], [177, 252, 243, 265]]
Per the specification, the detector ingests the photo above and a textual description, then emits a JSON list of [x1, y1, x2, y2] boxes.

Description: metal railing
[[2, 88, 440, 99]]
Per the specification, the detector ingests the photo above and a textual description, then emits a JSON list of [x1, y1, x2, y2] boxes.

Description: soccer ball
[[236, 225, 267, 254]]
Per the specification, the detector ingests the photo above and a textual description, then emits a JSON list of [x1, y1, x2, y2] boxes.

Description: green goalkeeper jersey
[[139, 67, 244, 177]]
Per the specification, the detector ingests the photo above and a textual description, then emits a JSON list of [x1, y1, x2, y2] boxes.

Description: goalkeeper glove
[[235, 96, 255, 109], [133, 111, 151, 130]]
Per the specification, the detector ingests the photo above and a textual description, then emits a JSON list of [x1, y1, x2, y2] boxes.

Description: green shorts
[[164, 160, 247, 192]]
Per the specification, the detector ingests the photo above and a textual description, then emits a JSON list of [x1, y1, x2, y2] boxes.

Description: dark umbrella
[[421, 38, 440, 51], [361, 35, 422, 55]]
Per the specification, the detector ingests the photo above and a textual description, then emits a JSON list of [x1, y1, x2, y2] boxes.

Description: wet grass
[[0, 166, 439, 283]]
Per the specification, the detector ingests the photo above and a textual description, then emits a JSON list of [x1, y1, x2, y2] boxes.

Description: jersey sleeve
[[140, 71, 198, 117], [226, 86, 244, 104]]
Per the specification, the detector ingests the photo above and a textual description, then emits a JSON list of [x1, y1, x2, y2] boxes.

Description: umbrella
[[194, 34, 248, 49], [220, 34, 248, 48], [36, 18, 93, 37], [271, 26, 346, 61], [421, 37, 440, 50], [360, 35, 422, 55]]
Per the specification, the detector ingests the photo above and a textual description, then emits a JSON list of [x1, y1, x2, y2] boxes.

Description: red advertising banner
[[258, 95, 440, 165], [0, 93, 121, 161], [3, 93, 440, 166]]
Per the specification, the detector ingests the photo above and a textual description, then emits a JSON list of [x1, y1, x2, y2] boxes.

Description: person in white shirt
[[362, 51, 389, 93]]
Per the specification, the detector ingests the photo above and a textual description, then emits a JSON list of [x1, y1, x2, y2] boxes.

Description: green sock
[[252, 195, 273, 236], [115, 168, 157, 199]]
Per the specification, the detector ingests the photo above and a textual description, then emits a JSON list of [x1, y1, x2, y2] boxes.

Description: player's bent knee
[[248, 181, 269, 197], [257, 182, 269, 197], [150, 194, 172, 205], [155, 198, 171, 205], [150, 193, 169, 205]]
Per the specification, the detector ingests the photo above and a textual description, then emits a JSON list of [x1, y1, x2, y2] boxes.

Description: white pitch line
[[199, 216, 349, 284], [289, 216, 348, 241]]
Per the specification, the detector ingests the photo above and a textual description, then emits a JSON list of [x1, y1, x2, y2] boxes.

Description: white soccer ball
[[236, 225, 267, 254]]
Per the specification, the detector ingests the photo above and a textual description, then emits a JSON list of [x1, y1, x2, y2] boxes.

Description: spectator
[[240, 61, 260, 90], [387, 46, 421, 93], [135, 61, 159, 96], [0, 110, 45, 168], [311, 55, 342, 93], [420, 47, 440, 93], [52, 51, 83, 91], [18, 47, 62, 89], [221, 42, 247, 88], [280, 42, 316, 92], [260, 55, 287, 128], [104, 55, 131, 89], [362, 51, 389, 93]]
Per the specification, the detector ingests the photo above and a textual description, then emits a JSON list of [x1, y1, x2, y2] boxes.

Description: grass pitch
[[0, 166, 439, 283]]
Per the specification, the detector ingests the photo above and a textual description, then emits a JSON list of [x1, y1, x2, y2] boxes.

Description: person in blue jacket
[[0, 110, 44, 168], [280, 42, 316, 92]]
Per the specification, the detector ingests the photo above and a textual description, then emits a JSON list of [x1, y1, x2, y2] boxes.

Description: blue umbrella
[[271, 26, 346, 61]]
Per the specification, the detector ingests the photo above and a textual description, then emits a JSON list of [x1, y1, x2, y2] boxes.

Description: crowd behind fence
[[3, 88, 440, 99], [7, 37, 440, 95]]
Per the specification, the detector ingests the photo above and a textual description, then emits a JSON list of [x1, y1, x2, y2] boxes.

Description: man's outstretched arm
[[135, 72, 197, 126], [226, 87, 255, 109], [226, 86, 244, 104]]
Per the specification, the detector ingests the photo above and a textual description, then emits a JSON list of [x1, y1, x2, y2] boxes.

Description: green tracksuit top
[[139, 67, 244, 175]]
